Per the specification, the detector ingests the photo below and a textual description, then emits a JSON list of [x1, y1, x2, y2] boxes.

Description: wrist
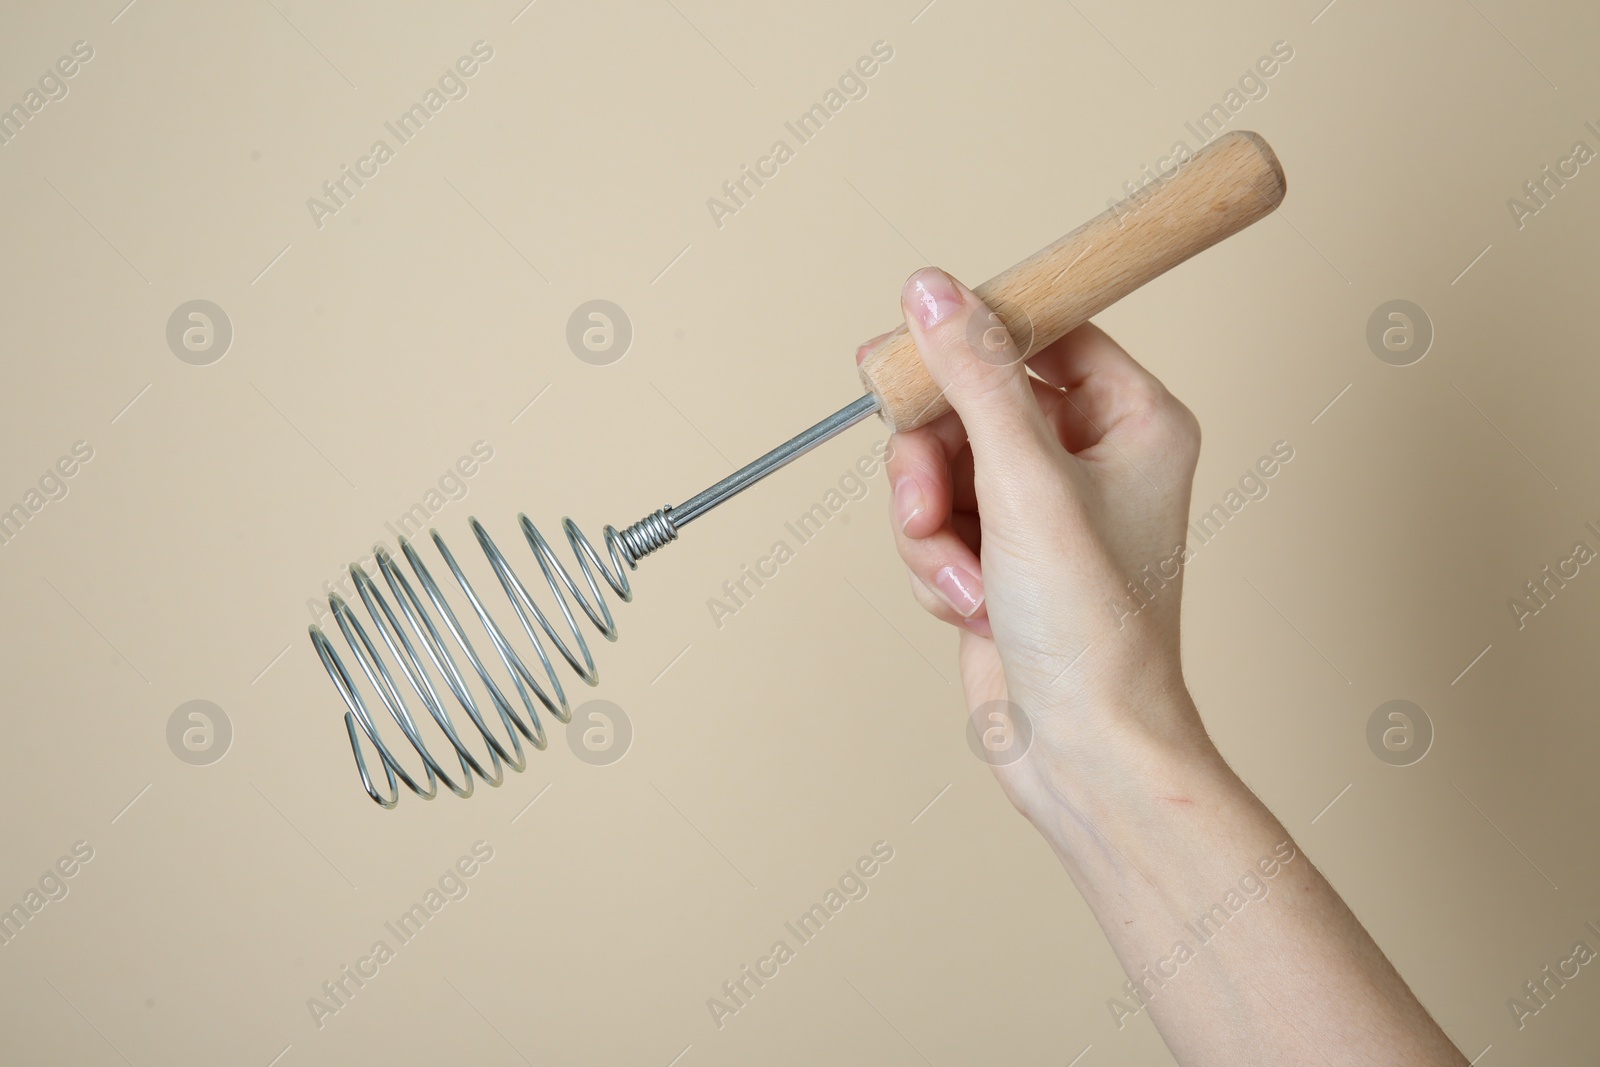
[[1012, 687, 1228, 848]]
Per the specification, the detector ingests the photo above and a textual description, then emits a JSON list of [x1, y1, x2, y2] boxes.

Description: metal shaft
[[674, 393, 880, 525], [617, 393, 880, 560]]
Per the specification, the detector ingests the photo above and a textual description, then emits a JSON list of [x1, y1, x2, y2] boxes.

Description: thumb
[[901, 267, 1052, 465]]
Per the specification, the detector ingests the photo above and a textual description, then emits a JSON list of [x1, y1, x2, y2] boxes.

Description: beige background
[[1, 0, 1597, 1063]]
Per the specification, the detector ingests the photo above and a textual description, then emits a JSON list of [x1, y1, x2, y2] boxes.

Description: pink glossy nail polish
[[908, 269, 963, 329], [934, 564, 984, 617], [893, 475, 925, 533]]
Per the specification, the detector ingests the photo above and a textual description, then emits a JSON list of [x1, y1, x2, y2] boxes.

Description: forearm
[[1029, 694, 1466, 1066], [879, 273, 1463, 1060]]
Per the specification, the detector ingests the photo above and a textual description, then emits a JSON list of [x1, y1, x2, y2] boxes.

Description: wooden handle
[[857, 130, 1286, 431]]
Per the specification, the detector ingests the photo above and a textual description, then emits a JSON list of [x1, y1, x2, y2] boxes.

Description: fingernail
[[908, 268, 963, 329], [855, 329, 895, 366], [933, 564, 984, 617], [893, 475, 925, 533]]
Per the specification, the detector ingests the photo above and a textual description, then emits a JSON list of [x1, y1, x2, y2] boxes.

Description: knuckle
[[1141, 389, 1202, 468], [883, 433, 910, 472], [1166, 394, 1202, 454], [946, 352, 1025, 409], [885, 427, 930, 467], [1162, 392, 1201, 447]]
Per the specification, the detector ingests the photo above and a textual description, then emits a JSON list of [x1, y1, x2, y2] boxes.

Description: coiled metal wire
[[309, 510, 673, 808], [305, 391, 881, 808]]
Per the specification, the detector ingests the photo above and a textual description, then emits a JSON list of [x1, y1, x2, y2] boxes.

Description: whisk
[[309, 130, 1287, 807]]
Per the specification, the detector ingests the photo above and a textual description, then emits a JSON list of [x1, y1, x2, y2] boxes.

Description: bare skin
[[868, 267, 1467, 1066]]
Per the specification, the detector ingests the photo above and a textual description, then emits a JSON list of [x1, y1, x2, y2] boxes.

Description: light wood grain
[[858, 130, 1287, 431]]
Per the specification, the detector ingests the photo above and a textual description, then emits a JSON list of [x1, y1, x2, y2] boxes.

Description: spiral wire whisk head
[[307, 392, 880, 808], [309, 512, 665, 808]]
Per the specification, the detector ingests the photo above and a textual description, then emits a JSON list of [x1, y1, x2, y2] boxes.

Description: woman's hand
[[869, 267, 1468, 1067], [871, 267, 1212, 819]]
